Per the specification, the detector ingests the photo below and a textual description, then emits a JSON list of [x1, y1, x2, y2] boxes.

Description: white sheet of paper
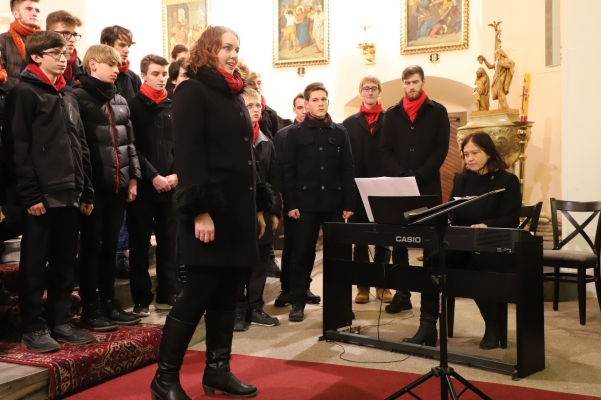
[[355, 177, 420, 222]]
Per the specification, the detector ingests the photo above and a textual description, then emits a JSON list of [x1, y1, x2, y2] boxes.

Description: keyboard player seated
[[404, 131, 521, 350]]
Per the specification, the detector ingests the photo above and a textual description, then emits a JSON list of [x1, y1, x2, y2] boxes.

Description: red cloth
[[118, 60, 130, 74], [64, 48, 78, 83], [253, 122, 260, 143], [403, 90, 427, 122], [306, 112, 330, 125], [0, 69, 6, 84], [295, 116, 303, 123], [25, 64, 66, 92], [8, 20, 40, 59], [359, 102, 383, 133], [217, 68, 244, 93], [140, 82, 167, 105]]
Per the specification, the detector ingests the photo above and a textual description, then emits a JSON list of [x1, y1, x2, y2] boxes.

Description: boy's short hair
[[168, 59, 186, 82], [358, 75, 382, 91], [46, 10, 82, 30], [11, 0, 39, 11], [100, 25, 136, 47], [303, 82, 328, 101], [242, 88, 261, 102], [140, 54, 169, 74], [171, 44, 188, 60], [82, 44, 122, 74], [25, 31, 67, 65], [293, 93, 304, 106], [401, 65, 425, 81]]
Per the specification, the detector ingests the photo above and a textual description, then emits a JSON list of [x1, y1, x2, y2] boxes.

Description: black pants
[[127, 194, 180, 306], [78, 191, 126, 304], [237, 243, 270, 310], [0, 185, 24, 242], [19, 207, 80, 332], [169, 266, 244, 324], [281, 215, 315, 295], [354, 244, 391, 289], [289, 211, 345, 306]]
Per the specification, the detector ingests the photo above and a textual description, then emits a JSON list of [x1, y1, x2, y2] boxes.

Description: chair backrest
[[519, 202, 543, 234], [550, 198, 601, 256]]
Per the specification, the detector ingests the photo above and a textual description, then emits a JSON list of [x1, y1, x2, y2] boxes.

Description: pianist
[[403, 131, 521, 349]]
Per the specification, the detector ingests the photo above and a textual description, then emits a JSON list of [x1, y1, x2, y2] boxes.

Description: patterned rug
[[0, 323, 162, 399]]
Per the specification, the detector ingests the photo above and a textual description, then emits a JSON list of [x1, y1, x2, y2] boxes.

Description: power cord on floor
[[325, 339, 417, 364]]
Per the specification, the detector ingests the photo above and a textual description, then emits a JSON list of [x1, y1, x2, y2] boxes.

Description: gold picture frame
[[401, 0, 469, 55], [162, 0, 210, 59], [273, 0, 330, 68]]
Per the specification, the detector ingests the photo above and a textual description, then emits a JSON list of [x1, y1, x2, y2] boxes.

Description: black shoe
[[403, 313, 438, 347], [81, 298, 118, 332], [202, 361, 257, 398], [0, 282, 17, 306], [266, 259, 282, 278], [22, 329, 61, 353], [234, 308, 249, 332], [274, 291, 290, 307], [289, 305, 304, 322], [155, 293, 182, 311], [306, 289, 321, 304], [250, 308, 279, 327], [101, 298, 141, 325], [115, 257, 130, 279], [385, 292, 413, 314], [479, 324, 500, 349], [133, 305, 150, 317], [52, 323, 94, 345]]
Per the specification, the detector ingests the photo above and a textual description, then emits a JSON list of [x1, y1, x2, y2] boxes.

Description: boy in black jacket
[[126, 54, 181, 316], [3, 31, 95, 352]]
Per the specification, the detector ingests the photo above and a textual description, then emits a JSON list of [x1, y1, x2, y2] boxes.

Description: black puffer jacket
[[0, 32, 26, 85], [71, 75, 141, 193]]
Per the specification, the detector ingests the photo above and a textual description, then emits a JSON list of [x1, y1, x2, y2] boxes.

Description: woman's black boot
[[403, 313, 438, 347], [475, 300, 500, 350], [150, 315, 197, 400], [202, 310, 257, 398]]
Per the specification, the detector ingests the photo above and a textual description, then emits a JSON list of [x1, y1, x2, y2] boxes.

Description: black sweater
[[448, 169, 521, 228]]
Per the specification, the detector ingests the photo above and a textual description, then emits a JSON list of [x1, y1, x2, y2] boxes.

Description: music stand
[[385, 189, 505, 400]]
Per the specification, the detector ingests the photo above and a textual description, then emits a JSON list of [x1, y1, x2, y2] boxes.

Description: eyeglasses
[[361, 86, 379, 93], [246, 104, 262, 111], [40, 50, 68, 60], [56, 31, 82, 41]]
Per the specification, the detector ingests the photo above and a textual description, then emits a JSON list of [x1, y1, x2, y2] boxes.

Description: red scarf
[[402, 90, 427, 122], [295, 116, 303, 123], [118, 60, 130, 74], [8, 20, 40, 59], [253, 122, 260, 144], [360, 101, 383, 133], [63, 48, 78, 83], [140, 82, 168, 105], [25, 64, 66, 92], [306, 112, 331, 125], [259, 95, 267, 122], [217, 68, 244, 93]]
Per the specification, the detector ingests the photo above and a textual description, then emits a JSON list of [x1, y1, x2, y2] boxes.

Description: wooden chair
[[447, 202, 543, 346], [542, 198, 601, 325]]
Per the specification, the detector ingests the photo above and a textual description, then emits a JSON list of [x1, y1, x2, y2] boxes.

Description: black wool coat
[[172, 66, 268, 268], [127, 92, 174, 202], [282, 116, 355, 213], [254, 131, 281, 246], [259, 105, 278, 140], [115, 69, 142, 101], [72, 79, 141, 194], [380, 97, 450, 196]]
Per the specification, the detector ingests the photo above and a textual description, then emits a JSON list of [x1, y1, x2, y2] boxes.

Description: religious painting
[[273, 0, 330, 68], [401, 0, 469, 55], [162, 0, 210, 59]]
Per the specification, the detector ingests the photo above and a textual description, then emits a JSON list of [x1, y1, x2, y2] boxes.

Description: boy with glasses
[[45, 10, 84, 85], [3, 31, 95, 352]]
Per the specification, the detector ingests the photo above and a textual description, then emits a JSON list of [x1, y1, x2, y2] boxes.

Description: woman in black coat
[[403, 131, 521, 350], [150, 26, 269, 400]]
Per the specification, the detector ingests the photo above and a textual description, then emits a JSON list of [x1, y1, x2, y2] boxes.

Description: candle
[[521, 72, 531, 122]]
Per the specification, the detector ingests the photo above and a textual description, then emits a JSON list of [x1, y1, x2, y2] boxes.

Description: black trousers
[[354, 244, 391, 289], [19, 207, 80, 332], [0, 185, 24, 242], [281, 214, 315, 294], [78, 191, 126, 304], [237, 243, 270, 310], [289, 211, 346, 306], [127, 193, 180, 306], [169, 266, 244, 323]]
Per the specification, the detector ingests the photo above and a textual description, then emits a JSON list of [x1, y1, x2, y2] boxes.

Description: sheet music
[[355, 177, 420, 222]]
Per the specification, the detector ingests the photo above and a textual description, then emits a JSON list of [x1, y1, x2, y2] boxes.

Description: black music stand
[[385, 189, 506, 400]]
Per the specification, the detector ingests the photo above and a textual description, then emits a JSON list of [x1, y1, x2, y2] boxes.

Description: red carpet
[[0, 323, 162, 398], [66, 350, 599, 400]]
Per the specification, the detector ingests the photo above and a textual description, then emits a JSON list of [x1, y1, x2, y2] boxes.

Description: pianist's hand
[[471, 223, 488, 228]]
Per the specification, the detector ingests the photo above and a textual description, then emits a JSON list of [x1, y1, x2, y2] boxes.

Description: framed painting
[[401, 0, 469, 55], [273, 0, 330, 68], [162, 0, 210, 59]]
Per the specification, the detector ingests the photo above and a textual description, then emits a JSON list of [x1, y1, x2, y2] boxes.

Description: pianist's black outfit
[[405, 168, 521, 349]]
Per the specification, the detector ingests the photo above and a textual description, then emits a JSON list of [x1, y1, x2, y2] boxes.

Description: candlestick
[[520, 72, 531, 122]]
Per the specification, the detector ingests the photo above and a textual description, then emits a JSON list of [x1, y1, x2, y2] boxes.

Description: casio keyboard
[[321, 223, 545, 379]]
